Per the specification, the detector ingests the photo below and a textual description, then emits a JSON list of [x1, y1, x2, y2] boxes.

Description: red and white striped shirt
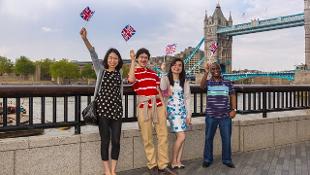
[[132, 68, 163, 108]]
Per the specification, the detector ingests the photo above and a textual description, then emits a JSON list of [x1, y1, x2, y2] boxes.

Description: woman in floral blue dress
[[160, 58, 191, 169]]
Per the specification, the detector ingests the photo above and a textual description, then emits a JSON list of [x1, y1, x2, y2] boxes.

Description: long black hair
[[102, 48, 123, 71], [167, 58, 186, 89]]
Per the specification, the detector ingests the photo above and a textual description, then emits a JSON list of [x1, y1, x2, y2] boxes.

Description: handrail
[[0, 85, 309, 134]]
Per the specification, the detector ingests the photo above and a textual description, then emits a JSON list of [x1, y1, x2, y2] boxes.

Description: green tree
[[81, 64, 96, 79], [50, 59, 80, 84], [0, 56, 13, 75], [81, 64, 96, 84], [15, 56, 35, 77], [36, 59, 54, 80], [122, 64, 130, 78]]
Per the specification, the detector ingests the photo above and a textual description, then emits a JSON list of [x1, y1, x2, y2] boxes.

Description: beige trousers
[[137, 106, 169, 169]]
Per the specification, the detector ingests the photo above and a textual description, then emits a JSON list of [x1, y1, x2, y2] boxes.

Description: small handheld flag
[[121, 25, 136, 41], [80, 6, 95, 21], [165, 44, 176, 55], [210, 42, 218, 55]]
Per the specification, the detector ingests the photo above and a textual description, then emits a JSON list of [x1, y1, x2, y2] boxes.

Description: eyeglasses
[[138, 56, 149, 59]]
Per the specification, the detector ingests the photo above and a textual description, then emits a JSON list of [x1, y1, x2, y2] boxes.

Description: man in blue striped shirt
[[200, 62, 237, 168]]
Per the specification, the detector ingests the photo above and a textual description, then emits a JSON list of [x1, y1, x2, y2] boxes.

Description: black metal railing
[[234, 85, 310, 117], [0, 85, 309, 134]]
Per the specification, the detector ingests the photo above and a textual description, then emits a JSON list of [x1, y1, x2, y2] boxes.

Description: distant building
[[71, 60, 92, 71], [149, 55, 178, 72], [204, 3, 233, 73], [123, 59, 131, 64], [175, 47, 205, 74], [295, 64, 309, 70]]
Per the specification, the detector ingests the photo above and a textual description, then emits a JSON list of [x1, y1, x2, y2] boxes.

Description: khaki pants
[[137, 106, 169, 169]]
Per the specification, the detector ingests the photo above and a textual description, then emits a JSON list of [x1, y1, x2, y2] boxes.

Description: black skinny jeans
[[98, 116, 122, 161]]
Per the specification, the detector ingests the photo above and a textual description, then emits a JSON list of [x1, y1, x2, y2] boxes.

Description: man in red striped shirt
[[128, 48, 177, 175]]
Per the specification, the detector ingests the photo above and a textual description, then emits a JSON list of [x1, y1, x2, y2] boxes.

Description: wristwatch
[[232, 108, 237, 112]]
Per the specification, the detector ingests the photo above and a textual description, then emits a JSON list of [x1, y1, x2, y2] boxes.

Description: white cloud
[[41, 26, 60, 33], [41, 27, 52, 32]]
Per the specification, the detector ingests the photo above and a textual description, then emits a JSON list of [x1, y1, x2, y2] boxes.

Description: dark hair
[[102, 48, 123, 71], [167, 58, 186, 89], [135, 48, 150, 59]]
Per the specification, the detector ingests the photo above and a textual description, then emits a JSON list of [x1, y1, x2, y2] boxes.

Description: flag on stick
[[80, 6, 95, 21], [210, 42, 218, 55], [165, 44, 176, 55], [121, 25, 136, 41]]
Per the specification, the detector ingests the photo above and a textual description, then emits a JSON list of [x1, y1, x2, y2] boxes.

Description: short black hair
[[102, 48, 123, 71], [135, 48, 150, 59]]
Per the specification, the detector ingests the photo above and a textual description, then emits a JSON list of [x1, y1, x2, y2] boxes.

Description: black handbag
[[82, 70, 105, 125], [82, 100, 98, 125]]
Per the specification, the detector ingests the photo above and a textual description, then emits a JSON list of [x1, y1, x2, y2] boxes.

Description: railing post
[[75, 95, 81, 134], [262, 92, 267, 118]]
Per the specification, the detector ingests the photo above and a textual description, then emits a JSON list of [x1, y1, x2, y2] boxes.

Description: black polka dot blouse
[[95, 70, 123, 120]]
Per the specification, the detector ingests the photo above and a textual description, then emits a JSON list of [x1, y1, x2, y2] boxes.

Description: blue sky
[[0, 0, 305, 71]]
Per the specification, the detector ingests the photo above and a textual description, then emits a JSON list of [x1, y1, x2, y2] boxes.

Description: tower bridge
[[181, 0, 310, 80]]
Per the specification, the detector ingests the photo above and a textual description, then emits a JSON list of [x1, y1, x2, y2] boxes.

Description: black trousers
[[98, 116, 122, 161]]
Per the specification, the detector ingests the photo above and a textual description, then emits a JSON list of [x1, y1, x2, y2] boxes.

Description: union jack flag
[[165, 44, 176, 55], [80, 6, 95, 21], [210, 42, 218, 55], [121, 25, 136, 41]]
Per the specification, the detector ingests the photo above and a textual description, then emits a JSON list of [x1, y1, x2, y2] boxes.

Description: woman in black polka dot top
[[80, 27, 123, 175]]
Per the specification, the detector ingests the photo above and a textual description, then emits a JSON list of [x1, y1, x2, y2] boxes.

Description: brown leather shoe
[[159, 167, 178, 175], [149, 166, 159, 175]]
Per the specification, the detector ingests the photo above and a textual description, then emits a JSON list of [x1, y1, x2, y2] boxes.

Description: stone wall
[[1, 115, 310, 175], [305, 0, 310, 66], [293, 71, 310, 84]]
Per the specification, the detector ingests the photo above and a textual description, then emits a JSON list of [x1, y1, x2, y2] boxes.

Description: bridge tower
[[204, 3, 233, 73], [305, 0, 310, 67]]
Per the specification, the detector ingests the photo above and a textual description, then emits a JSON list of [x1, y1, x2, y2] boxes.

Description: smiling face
[[210, 63, 221, 78], [107, 52, 119, 70], [171, 60, 183, 74], [137, 53, 149, 68]]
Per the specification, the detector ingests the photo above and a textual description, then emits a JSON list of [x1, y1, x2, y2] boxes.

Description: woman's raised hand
[[80, 27, 87, 40], [204, 62, 211, 73]]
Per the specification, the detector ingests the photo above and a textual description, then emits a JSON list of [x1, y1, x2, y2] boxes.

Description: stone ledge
[[239, 117, 276, 126], [0, 114, 309, 174], [80, 132, 100, 143], [29, 134, 81, 148], [0, 137, 29, 152]]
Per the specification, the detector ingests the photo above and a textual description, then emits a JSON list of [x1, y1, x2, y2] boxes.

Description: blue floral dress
[[167, 81, 188, 132]]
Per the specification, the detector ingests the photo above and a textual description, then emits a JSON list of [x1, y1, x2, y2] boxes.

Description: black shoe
[[159, 167, 178, 175], [223, 162, 235, 168], [202, 161, 212, 168], [149, 166, 159, 175]]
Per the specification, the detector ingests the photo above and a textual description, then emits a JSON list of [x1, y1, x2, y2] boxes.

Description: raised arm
[[128, 49, 136, 83], [80, 27, 102, 73], [200, 62, 210, 90], [80, 27, 93, 50]]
